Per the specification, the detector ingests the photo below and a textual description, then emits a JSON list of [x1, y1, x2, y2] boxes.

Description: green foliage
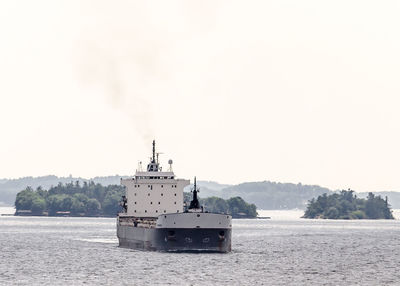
[[15, 181, 125, 217], [102, 190, 124, 215], [227, 197, 258, 218], [15, 187, 35, 210], [15, 187, 46, 215], [201, 197, 229, 214], [15, 181, 257, 218], [85, 198, 101, 215], [185, 194, 258, 218], [303, 190, 394, 220], [31, 196, 46, 214], [349, 210, 367, 219]]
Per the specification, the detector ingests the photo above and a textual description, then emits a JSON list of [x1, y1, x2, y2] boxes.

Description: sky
[[0, 0, 399, 192]]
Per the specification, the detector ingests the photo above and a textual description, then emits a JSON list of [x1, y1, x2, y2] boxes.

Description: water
[[1, 208, 399, 285]]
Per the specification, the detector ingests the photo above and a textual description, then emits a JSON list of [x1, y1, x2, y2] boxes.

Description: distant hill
[[191, 181, 400, 210], [185, 181, 333, 209], [184, 181, 232, 198], [213, 181, 333, 209]]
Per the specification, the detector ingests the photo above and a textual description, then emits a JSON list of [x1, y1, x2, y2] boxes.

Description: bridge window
[[161, 193, 163, 196]]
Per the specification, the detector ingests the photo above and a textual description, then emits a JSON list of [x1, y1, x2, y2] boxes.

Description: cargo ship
[[117, 140, 232, 252]]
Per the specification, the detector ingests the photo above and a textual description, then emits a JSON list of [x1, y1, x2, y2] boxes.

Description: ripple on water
[[0, 213, 400, 285]]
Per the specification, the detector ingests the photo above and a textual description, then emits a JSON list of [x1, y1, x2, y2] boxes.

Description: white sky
[[0, 0, 399, 192]]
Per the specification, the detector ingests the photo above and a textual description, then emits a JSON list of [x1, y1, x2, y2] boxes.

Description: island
[[303, 190, 394, 219], [14, 181, 258, 218]]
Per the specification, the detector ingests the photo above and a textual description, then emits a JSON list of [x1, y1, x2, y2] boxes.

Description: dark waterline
[[1, 211, 399, 285]]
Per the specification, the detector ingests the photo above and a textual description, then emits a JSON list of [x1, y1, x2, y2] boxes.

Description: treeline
[[303, 190, 394, 219], [15, 181, 124, 216], [0, 175, 127, 206], [184, 193, 258, 218], [15, 182, 258, 218]]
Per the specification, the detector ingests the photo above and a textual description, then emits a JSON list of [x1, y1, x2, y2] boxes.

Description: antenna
[[168, 159, 173, 171], [156, 152, 163, 164], [152, 140, 156, 163]]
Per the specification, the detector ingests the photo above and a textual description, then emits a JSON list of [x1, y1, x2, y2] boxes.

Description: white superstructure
[[121, 141, 189, 217], [117, 140, 232, 252]]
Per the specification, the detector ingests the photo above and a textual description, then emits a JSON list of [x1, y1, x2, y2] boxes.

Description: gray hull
[[117, 225, 231, 253]]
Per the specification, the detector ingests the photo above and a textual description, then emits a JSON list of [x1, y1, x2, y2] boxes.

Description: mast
[[146, 140, 159, 172], [152, 140, 156, 163], [189, 176, 201, 209]]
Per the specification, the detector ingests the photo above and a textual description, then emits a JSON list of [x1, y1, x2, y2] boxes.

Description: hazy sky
[[1, 0, 399, 192]]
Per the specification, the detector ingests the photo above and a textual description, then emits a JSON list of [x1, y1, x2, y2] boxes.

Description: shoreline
[[2, 207, 400, 219]]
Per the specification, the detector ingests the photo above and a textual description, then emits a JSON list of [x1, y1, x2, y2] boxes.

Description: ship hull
[[117, 225, 231, 253]]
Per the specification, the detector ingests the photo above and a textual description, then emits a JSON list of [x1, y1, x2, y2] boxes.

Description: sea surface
[[1, 207, 400, 285]]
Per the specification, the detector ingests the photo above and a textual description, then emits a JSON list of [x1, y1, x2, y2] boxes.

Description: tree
[[103, 190, 123, 216], [31, 196, 46, 215], [71, 198, 85, 215], [227, 197, 258, 218], [15, 187, 35, 210], [303, 190, 394, 219], [85, 198, 101, 216], [47, 195, 66, 215]]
